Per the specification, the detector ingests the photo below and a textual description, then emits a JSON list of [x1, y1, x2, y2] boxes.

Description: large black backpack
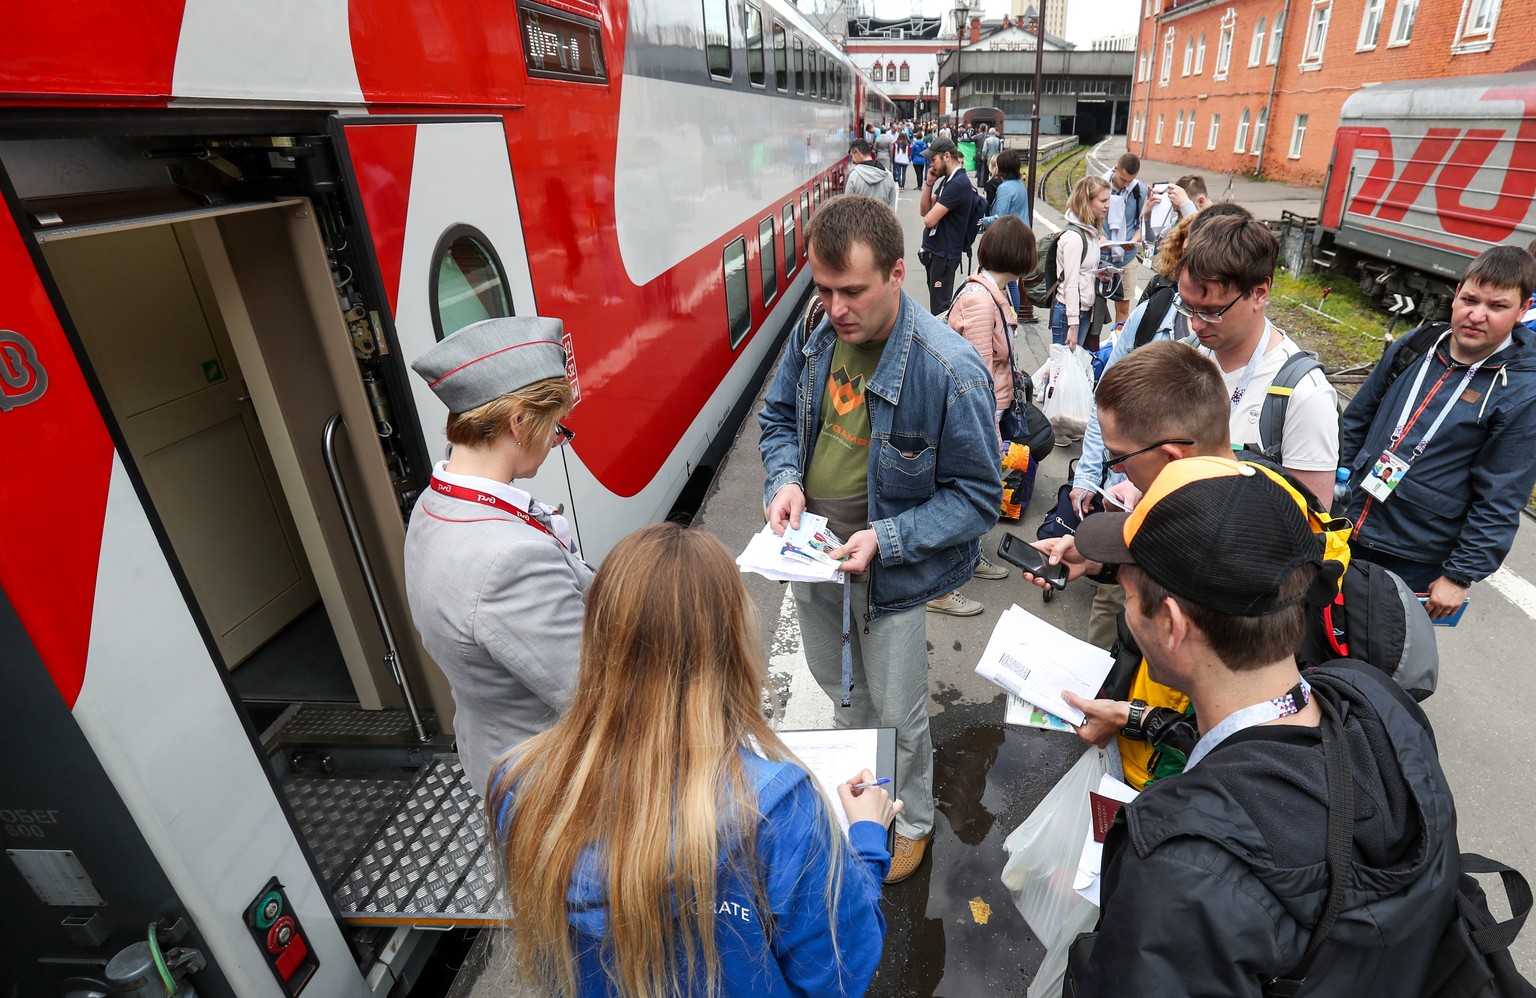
[[1297, 557, 1439, 701]]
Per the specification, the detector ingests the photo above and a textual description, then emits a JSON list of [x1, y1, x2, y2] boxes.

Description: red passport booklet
[[1089, 790, 1128, 842]]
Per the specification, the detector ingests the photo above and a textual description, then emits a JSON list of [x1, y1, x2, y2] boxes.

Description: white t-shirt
[[1197, 327, 1339, 472], [1102, 169, 1131, 242]]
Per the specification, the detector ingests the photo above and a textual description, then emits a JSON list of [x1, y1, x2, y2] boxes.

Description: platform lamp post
[[953, 0, 974, 126], [1025, 1, 1047, 225], [926, 69, 935, 122]]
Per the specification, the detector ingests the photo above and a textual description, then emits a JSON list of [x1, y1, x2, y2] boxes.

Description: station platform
[[447, 153, 1536, 995]]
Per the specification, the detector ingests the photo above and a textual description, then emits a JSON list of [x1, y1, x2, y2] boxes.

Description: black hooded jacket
[[1082, 662, 1460, 997]]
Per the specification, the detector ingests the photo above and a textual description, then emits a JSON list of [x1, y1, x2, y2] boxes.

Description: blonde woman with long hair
[[1053, 175, 1110, 349], [489, 523, 901, 997]]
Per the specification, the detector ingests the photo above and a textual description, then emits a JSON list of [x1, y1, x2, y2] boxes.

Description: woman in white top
[[1053, 176, 1110, 349]]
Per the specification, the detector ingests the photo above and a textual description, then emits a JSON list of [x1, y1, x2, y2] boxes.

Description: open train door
[[332, 116, 581, 545]]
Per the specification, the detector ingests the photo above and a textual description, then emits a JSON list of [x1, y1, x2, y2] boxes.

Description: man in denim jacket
[[759, 194, 1001, 883]]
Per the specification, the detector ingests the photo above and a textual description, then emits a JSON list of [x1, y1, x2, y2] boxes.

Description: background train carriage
[[0, 1, 891, 994], [1306, 70, 1536, 320]]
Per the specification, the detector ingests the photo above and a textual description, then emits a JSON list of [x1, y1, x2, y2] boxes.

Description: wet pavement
[[867, 697, 1080, 996]]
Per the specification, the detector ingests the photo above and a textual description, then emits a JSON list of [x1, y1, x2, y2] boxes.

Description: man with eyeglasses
[[1023, 341, 1239, 788]]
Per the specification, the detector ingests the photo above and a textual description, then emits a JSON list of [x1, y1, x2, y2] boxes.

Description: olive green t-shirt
[[805, 337, 884, 538]]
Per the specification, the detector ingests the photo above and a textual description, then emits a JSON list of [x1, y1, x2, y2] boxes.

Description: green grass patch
[[1040, 145, 1088, 211], [1270, 268, 1400, 371]]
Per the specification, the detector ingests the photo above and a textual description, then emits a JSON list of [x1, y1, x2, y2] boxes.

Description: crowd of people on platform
[[393, 125, 1536, 994]]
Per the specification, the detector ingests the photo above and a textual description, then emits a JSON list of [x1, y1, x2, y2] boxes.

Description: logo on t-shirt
[[828, 365, 867, 417]]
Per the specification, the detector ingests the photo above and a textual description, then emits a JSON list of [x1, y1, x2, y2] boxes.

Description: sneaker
[[926, 591, 984, 616], [973, 554, 1010, 580], [885, 833, 931, 884]]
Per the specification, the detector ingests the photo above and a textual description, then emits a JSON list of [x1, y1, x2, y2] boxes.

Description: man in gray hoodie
[[844, 139, 898, 211]]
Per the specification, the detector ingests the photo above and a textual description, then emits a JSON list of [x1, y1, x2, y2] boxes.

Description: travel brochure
[[736, 512, 847, 584]]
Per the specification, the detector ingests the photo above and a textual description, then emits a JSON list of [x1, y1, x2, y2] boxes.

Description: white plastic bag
[[1043, 344, 1094, 440], [1027, 894, 1101, 998], [1000, 746, 1107, 944]]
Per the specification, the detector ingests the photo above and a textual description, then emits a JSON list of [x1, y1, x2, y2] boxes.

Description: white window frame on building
[[1195, 33, 1206, 74], [1156, 113, 1166, 144], [1236, 107, 1251, 151], [871, 61, 883, 82], [1183, 37, 1194, 76], [1215, 8, 1236, 80], [1250, 16, 1267, 66], [1452, 0, 1502, 54], [1388, 0, 1418, 46], [1357, 0, 1384, 50], [1175, 109, 1186, 146], [1184, 110, 1198, 147], [1161, 28, 1175, 85], [1208, 113, 1221, 150], [1289, 113, 1309, 158], [1300, 0, 1330, 71], [899, 62, 910, 81], [1252, 105, 1268, 154], [1268, 11, 1285, 64]]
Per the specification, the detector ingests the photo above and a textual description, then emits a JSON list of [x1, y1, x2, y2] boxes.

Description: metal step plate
[[283, 757, 503, 927]]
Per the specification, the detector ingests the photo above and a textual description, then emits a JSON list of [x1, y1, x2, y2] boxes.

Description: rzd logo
[[0, 330, 48, 412]]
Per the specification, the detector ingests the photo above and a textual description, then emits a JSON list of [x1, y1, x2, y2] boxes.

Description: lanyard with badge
[[429, 474, 576, 554], [1185, 677, 1312, 771], [1185, 322, 1270, 412], [1361, 332, 1506, 502]]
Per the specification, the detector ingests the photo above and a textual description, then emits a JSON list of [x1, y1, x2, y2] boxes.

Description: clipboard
[[777, 727, 898, 842]]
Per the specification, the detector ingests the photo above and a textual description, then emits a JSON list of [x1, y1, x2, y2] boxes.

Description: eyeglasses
[[1105, 438, 1194, 470], [553, 422, 576, 446], [1172, 292, 1245, 324]]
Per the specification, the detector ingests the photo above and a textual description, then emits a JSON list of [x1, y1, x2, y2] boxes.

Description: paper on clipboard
[[776, 728, 881, 833], [974, 605, 1114, 726]]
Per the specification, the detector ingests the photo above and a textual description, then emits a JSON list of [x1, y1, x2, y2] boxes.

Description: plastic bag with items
[[1034, 344, 1095, 442]]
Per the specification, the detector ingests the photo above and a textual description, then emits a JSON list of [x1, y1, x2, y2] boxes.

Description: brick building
[[1129, 0, 1536, 185]]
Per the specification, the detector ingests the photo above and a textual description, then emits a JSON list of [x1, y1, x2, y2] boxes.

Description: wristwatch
[[1121, 699, 1149, 741], [1443, 573, 1473, 589]]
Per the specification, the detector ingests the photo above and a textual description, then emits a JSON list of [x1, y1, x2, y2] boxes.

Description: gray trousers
[[792, 577, 933, 839]]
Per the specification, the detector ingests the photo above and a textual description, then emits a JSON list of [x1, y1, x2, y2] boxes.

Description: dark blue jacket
[[563, 752, 889, 997], [1339, 323, 1536, 583]]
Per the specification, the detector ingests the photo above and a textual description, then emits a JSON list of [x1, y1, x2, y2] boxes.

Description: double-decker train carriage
[[0, 2, 889, 994], [1310, 70, 1536, 321]]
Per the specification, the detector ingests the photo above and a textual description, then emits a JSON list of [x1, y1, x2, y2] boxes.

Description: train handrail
[[321, 412, 432, 743]]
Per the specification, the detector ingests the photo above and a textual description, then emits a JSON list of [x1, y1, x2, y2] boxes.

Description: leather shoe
[[884, 832, 931, 884]]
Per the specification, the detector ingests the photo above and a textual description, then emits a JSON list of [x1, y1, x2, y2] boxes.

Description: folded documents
[[974, 604, 1114, 726], [1005, 694, 1077, 732], [1073, 773, 1139, 906], [736, 513, 846, 584]]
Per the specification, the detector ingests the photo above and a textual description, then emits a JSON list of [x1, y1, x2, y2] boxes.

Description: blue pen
[[850, 777, 891, 791]]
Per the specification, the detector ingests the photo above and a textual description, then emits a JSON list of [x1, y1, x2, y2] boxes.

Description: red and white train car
[[0, 2, 885, 995], [1315, 70, 1536, 320]]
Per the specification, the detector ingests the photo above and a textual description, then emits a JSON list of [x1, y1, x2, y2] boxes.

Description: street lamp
[[953, 0, 974, 124]]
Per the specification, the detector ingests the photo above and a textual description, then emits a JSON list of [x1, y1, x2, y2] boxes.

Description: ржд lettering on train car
[[1313, 70, 1536, 320], [0, 1, 889, 994]]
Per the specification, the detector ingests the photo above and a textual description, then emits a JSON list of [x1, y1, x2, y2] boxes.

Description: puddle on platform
[[869, 697, 1083, 997]]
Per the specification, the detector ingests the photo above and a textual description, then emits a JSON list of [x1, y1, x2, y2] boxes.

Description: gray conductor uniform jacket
[[404, 462, 593, 797]]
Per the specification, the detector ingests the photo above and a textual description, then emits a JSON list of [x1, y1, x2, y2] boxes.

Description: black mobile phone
[[996, 533, 1068, 590]]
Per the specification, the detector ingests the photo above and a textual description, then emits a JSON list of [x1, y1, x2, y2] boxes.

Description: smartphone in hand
[[996, 533, 1069, 590]]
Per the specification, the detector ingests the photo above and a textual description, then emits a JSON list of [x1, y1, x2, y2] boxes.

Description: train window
[[746, 4, 765, 88], [783, 203, 796, 275], [801, 190, 810, 226], [430, 226, 513, 342], [704, 0, 731, 79], [773, 24, 787, 92], [518, 0, 608, 83], [724, 237, 751, 348], [759, 217, 778, 304], [794, 37, 805, 94]]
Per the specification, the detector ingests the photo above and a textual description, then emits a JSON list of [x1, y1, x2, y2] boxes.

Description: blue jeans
[[1050, 302, 1092, 345], [893, 162, 908, 186], [1350, 543, 1442, 593]]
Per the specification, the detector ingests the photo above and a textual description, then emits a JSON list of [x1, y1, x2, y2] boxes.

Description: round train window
[[430, 226, 512, 341]]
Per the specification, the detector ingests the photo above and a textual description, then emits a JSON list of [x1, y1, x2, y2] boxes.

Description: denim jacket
[[759, 292, 1001, 619]]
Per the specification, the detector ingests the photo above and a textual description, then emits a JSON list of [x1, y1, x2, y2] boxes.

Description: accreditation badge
[[1362, 449, 1411, 502]]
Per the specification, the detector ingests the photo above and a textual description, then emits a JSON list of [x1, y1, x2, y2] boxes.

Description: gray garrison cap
[[410, 316, 567, 413]]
